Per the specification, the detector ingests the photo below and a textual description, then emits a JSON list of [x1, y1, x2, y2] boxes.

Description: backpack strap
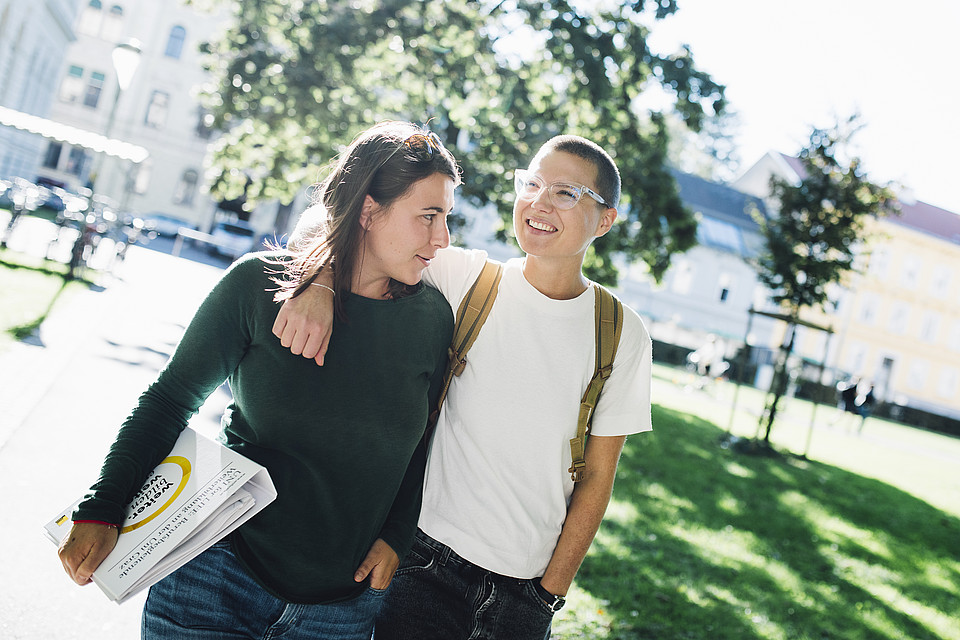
[[429, 260, 503, 427], [569, 284, 624, 482]]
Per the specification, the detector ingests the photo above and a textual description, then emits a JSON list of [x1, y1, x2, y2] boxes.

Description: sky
[[644, 0, 960, 213]]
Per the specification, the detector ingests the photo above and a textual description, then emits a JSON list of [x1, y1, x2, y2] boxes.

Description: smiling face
[[354, 172, 455, 298], [513, 150, 616, 267]]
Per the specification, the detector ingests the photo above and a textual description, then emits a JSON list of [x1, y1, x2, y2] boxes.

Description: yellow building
[[736, 152, 960, 421]]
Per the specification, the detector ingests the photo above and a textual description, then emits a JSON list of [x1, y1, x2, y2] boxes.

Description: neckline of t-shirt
[[505, 259, 594, 317]]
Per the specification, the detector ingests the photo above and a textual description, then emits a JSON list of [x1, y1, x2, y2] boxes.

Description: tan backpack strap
[[429, 260, 503, 427], [569, 284, 624, 482]]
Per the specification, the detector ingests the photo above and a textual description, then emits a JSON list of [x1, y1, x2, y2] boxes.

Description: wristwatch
[[533, 578, 566, 612]]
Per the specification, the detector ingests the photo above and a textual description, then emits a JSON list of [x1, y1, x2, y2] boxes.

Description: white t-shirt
[[419, 247, 653, 578]]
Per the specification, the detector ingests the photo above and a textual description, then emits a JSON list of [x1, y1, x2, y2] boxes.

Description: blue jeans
[[375, 530, 554, 640], [142, 540, 386, 639]]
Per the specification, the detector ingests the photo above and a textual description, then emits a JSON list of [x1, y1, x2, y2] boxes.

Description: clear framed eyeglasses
[[513, 169, 610, 210]]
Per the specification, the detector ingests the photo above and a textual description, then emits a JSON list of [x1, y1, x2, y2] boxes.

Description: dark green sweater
[[75, 252, 453, 603]]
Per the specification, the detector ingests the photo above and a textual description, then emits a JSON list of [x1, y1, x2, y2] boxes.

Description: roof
[[670, 169, 768, 228], [670, 169, 768, 258], [0, 105, 148, 163], [778, 153, 807, 178], [890, 199, 960, 245], [777, 152, 960, 245]]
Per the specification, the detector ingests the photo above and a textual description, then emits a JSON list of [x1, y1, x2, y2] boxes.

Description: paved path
[[0, 238, 229, 639]]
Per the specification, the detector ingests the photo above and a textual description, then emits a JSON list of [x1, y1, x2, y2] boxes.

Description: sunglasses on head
[[404, 131, 445, 162]]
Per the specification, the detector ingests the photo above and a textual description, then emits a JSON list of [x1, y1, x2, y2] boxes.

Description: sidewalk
[[0, 240, 229, 639]]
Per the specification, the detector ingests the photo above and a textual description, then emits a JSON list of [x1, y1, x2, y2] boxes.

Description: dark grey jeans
[[374, 530, 554, 640]]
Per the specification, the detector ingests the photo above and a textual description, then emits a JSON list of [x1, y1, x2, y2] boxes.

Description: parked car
[[209, 220, 256, 260], [142, 213, 194, 238], [0, 177, 41, 212]]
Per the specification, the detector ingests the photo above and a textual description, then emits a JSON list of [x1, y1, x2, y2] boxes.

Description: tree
[[193, 0, 726, 283], [754, 116, 897, 443]]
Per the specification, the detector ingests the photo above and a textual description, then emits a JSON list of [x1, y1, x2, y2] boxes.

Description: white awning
[[0, 105, 149, 163]]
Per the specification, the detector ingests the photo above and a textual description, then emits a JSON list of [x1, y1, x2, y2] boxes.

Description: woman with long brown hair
[[57, 121, 460, 639]]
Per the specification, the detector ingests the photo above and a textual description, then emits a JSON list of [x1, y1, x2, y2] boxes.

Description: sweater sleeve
[[72, 255, 264, 525]]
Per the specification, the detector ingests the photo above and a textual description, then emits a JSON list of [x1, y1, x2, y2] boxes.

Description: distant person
[[57, 121, 459, 639], [273, 134, 653, 639], [687, 334, 728, 389], [840, 379, 859, 414], [856, 384, 876, 433]]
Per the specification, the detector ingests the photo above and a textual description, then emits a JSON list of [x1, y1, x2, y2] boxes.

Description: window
[[59, 65, 84, 103], [906, 360, 929, 391], [717, 273, 731, 303], [144, 91, 170, 128], [868, 245, 890, 278], [66, 147, 89, 176], [887, 302, 909, 335], [195, 108, 214, 139], [900, 255, 921, 289], [697, 217, 743, 254], [83, 71, 106, 108], [77, 0, 102, 36], [173, 169, 199, 205], [930, 264, 952, 298], [101, 4, 124, 41], [42, 142, 62, 169], [919, 312, 940, 343], [165, 26, 186, 59], [857, 293, 878, 325], [845, 343, 866, 375], [949, 320, 960, 352], [937, 368, 959, 399]]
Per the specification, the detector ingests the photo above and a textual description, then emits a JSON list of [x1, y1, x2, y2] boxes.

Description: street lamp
[[88, 38, 142, 191], [69, 39, 142, 279], [112, 39, 142, 94]]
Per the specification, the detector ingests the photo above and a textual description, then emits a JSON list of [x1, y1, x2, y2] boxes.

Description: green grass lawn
[[0, 249, 89, 351], [553, 368, 960, 639]]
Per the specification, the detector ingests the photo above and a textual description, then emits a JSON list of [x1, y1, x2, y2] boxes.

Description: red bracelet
[[73, 519, 119, 529]]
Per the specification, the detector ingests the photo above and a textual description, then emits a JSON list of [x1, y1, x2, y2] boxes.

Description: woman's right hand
[[272, 283, 335, 366], [58, 522, 119, 586]]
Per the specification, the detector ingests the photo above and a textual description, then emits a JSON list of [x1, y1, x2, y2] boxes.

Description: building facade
[[614, 170, 779, 364], [34, 0, 261, 233], [0, 0, 80, 179], [736, 151, 960, 420]]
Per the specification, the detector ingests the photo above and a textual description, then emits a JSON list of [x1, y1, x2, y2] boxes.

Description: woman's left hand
[[353, 538, 399, 590]]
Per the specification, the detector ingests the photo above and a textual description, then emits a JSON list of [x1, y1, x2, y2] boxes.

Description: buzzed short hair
[[536, 135, 621, 210]]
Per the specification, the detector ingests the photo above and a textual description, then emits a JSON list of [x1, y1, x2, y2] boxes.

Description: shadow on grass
[[566, 406, 960, 639], [1, 259, 101, 345]]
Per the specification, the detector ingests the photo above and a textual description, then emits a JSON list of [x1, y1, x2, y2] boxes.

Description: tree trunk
[[761, 322, 797, 443]]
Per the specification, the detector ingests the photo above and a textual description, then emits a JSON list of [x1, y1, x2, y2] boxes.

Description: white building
[[0, 0, 80, 179], [34, 0, 269, 234], [614, 170, 779, 364]]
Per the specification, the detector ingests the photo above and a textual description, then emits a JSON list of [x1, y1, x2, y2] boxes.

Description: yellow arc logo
[[120, 456, 191, 534]]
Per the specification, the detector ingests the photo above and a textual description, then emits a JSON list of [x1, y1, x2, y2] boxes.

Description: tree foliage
[[195, 0, 726, 283], [754, 116, 897, 442], [756, 117, 897, 316]]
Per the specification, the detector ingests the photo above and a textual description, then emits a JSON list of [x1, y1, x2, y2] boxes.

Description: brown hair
[[275, 121, 460, 319]]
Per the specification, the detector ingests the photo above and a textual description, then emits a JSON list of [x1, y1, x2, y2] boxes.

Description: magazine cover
[[45, 428, 276, 604]]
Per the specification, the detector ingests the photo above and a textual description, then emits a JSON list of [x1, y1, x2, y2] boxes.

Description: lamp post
[[88, 38, 142, 193], [69, 39, 141, 279]]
